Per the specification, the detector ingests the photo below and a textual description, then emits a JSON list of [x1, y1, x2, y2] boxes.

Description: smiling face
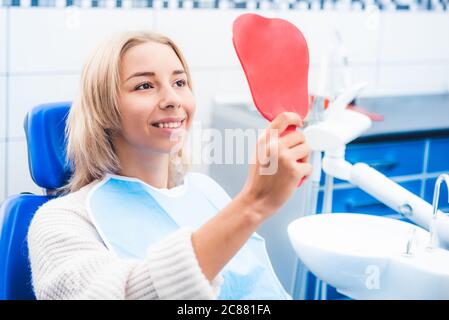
[[116, 41, 196, 155]]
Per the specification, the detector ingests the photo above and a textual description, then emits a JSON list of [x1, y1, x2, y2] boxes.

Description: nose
[[159, 85, 182, 110]]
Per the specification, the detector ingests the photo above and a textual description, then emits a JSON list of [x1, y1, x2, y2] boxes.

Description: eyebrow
[[125, 69, 185, 81]]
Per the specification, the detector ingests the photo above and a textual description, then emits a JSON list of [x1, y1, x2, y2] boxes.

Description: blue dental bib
[[87, 172, 291, 300]]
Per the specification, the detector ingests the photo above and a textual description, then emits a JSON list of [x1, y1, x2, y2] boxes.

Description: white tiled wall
[[154, 9, 243, 69], [379, 12, 449, 64], [0, 76, 5, 201], [375, 12, 449, 96], [6, 139, 41, 196], [8, 74, 80, 138], [9, 8, 154, 73], [0, 76, 5, 140], [0, 140, 5, 201], [0, 8, 6, 75], [283, 10, 382, 66], [0, 9, 6, 144]]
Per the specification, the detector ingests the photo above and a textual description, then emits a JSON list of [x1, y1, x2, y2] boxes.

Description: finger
[[279, 130, 305, 149], [287, 143, 311, 162], [267, 112, 303, 137], [303, 151, 311, 164], [295, 162, 313, 178]]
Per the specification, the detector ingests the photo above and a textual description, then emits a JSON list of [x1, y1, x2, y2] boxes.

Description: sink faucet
[[404, 227, 417, 256], [429, 174, 449, 249]]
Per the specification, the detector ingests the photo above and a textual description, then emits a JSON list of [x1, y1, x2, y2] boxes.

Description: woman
[[27, 31, 312, 300]]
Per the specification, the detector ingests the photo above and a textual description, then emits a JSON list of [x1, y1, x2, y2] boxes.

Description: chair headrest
[[24, 102, 72, 190]]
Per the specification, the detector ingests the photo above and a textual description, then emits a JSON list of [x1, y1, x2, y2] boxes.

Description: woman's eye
[[135, 82, 153, 91], [175, 79, 186, 87]]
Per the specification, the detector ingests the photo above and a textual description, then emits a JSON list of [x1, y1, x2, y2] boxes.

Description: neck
[[114, 139, 170, 189]]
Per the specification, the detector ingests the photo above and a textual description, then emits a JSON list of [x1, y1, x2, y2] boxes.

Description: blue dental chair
[[0, 102, 72, 300]]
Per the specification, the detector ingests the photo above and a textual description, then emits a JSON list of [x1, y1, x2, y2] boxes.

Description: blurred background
[[0, 0, 448, 299]]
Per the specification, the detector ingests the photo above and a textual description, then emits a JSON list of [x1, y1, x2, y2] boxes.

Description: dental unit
[[263, 20, 449, 299], [287, 82, 449, 300], [303, 85, 449, 240]]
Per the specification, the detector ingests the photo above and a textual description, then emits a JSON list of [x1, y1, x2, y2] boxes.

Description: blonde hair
[[63, 30, 193, 193]]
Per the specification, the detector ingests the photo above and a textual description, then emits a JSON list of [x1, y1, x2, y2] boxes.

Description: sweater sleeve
[[27, 201, 222, 300]]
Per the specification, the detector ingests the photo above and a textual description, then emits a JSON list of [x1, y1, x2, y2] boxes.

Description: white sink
[[288, 213, 449, 299]]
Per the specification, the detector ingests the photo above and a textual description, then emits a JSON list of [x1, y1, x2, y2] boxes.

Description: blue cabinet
[[427, 137, 449, 173], [295, 131, 449, 300]]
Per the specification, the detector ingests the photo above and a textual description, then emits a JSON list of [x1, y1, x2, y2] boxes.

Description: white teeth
[[156, 121, 182, 129]]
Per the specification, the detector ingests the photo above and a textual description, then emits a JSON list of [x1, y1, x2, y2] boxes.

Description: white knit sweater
[[27, 180, 223, 300]]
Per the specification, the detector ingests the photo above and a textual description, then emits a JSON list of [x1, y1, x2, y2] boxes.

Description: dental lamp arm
[[322, 149, 442, 231]]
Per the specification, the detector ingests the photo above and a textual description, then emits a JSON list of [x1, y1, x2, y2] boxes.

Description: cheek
[[119, 96, 155, 135], [184, 95, 196, 128]]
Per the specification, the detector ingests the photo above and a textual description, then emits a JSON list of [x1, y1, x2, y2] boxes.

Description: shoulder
[[28, 180, 105, 246], [186, 172, 233, 209], [32, 180, 101, 222]]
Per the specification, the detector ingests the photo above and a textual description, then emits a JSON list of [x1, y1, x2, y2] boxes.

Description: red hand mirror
[[232, 13, 310, 187]]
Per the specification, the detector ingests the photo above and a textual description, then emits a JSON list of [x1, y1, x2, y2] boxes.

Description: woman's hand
[[239, 112, 312, 220]]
